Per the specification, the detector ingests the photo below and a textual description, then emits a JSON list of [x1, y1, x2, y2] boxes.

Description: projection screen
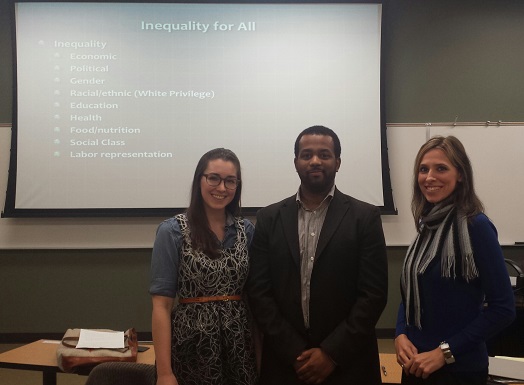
[[4, 0, 394, 217]]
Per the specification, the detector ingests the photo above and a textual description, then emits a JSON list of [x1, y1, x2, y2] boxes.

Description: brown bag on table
[[56, 328, 138, 373]]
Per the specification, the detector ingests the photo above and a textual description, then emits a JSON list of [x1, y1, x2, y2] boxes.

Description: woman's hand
[[394, 334, 418, 369], [152, 295, 177, 385], [404, 347, 446, 379], [156, 372, 179, 385]]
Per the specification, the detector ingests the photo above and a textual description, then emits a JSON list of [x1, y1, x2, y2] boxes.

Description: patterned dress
[[171, 214, 257, 385]]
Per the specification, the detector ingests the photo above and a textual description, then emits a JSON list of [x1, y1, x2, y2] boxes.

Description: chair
[[486, 258, 524, 357], [85, 362, 156, 385], [505, 258, 524, 298]]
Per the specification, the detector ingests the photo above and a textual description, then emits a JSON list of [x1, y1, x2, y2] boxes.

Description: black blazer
[[247, 189, 388, 385]]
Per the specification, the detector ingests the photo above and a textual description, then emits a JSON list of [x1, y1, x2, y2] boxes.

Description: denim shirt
[[149, 214, 255, 298]]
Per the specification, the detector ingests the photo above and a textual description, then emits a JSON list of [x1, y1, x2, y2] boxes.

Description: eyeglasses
[[202, 173, 240, 190]]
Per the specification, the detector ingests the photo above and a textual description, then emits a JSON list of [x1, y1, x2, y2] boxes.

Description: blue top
[[395, 213, 515, 373], [149, 214, 255, 298]]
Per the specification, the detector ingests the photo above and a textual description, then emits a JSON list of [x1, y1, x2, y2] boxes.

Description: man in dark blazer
[[247, 125, 388, 384]]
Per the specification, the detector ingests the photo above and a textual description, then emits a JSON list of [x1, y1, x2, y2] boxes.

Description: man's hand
[[294, 348, 335, 384]]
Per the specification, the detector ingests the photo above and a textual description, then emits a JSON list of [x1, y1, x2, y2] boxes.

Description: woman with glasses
[[150, 148, 257, 385]]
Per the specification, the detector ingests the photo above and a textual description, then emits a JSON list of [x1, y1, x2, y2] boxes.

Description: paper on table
[[489, 356, 524, 380], [76, 329, 125, 349]]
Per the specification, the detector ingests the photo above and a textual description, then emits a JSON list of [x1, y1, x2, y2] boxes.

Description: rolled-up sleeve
[[149, 218, 182, 298]]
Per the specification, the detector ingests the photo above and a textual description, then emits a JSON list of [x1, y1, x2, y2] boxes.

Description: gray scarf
[[401, 202, 478, 329]]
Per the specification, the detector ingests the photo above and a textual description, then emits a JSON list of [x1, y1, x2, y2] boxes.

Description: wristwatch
[[439, 341, 455, 364]]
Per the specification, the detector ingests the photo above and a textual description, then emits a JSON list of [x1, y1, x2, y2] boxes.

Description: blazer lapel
[[315, 190, 349, 260], [279, 197, 301, 268]]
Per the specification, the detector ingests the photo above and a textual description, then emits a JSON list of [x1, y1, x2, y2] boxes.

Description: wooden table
[[0, 340, 155, 385], [379, 353, 402, 384]]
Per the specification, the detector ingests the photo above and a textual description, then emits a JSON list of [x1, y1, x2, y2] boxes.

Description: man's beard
[[299, 170, 335, 193]]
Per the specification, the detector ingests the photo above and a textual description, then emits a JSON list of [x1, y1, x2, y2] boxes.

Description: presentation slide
[[8, 1, 387, 216]]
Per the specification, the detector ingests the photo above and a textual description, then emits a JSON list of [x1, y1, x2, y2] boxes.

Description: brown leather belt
[[178, 295, 242, 304]]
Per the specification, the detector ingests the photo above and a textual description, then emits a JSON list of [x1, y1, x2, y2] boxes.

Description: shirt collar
[[296, 184, 335, 210], [225, 211, 235, 228]]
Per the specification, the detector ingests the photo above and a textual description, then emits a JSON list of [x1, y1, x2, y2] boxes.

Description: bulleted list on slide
[[46, 38, 216, 161]]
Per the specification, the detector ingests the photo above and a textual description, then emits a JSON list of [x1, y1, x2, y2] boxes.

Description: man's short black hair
[[294, 125, 341, 158]]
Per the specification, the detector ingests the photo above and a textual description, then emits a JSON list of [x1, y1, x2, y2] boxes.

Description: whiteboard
[[382, 124, 524, 246], [430, 125, 524, 246], [1, 124, 523, 248]]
